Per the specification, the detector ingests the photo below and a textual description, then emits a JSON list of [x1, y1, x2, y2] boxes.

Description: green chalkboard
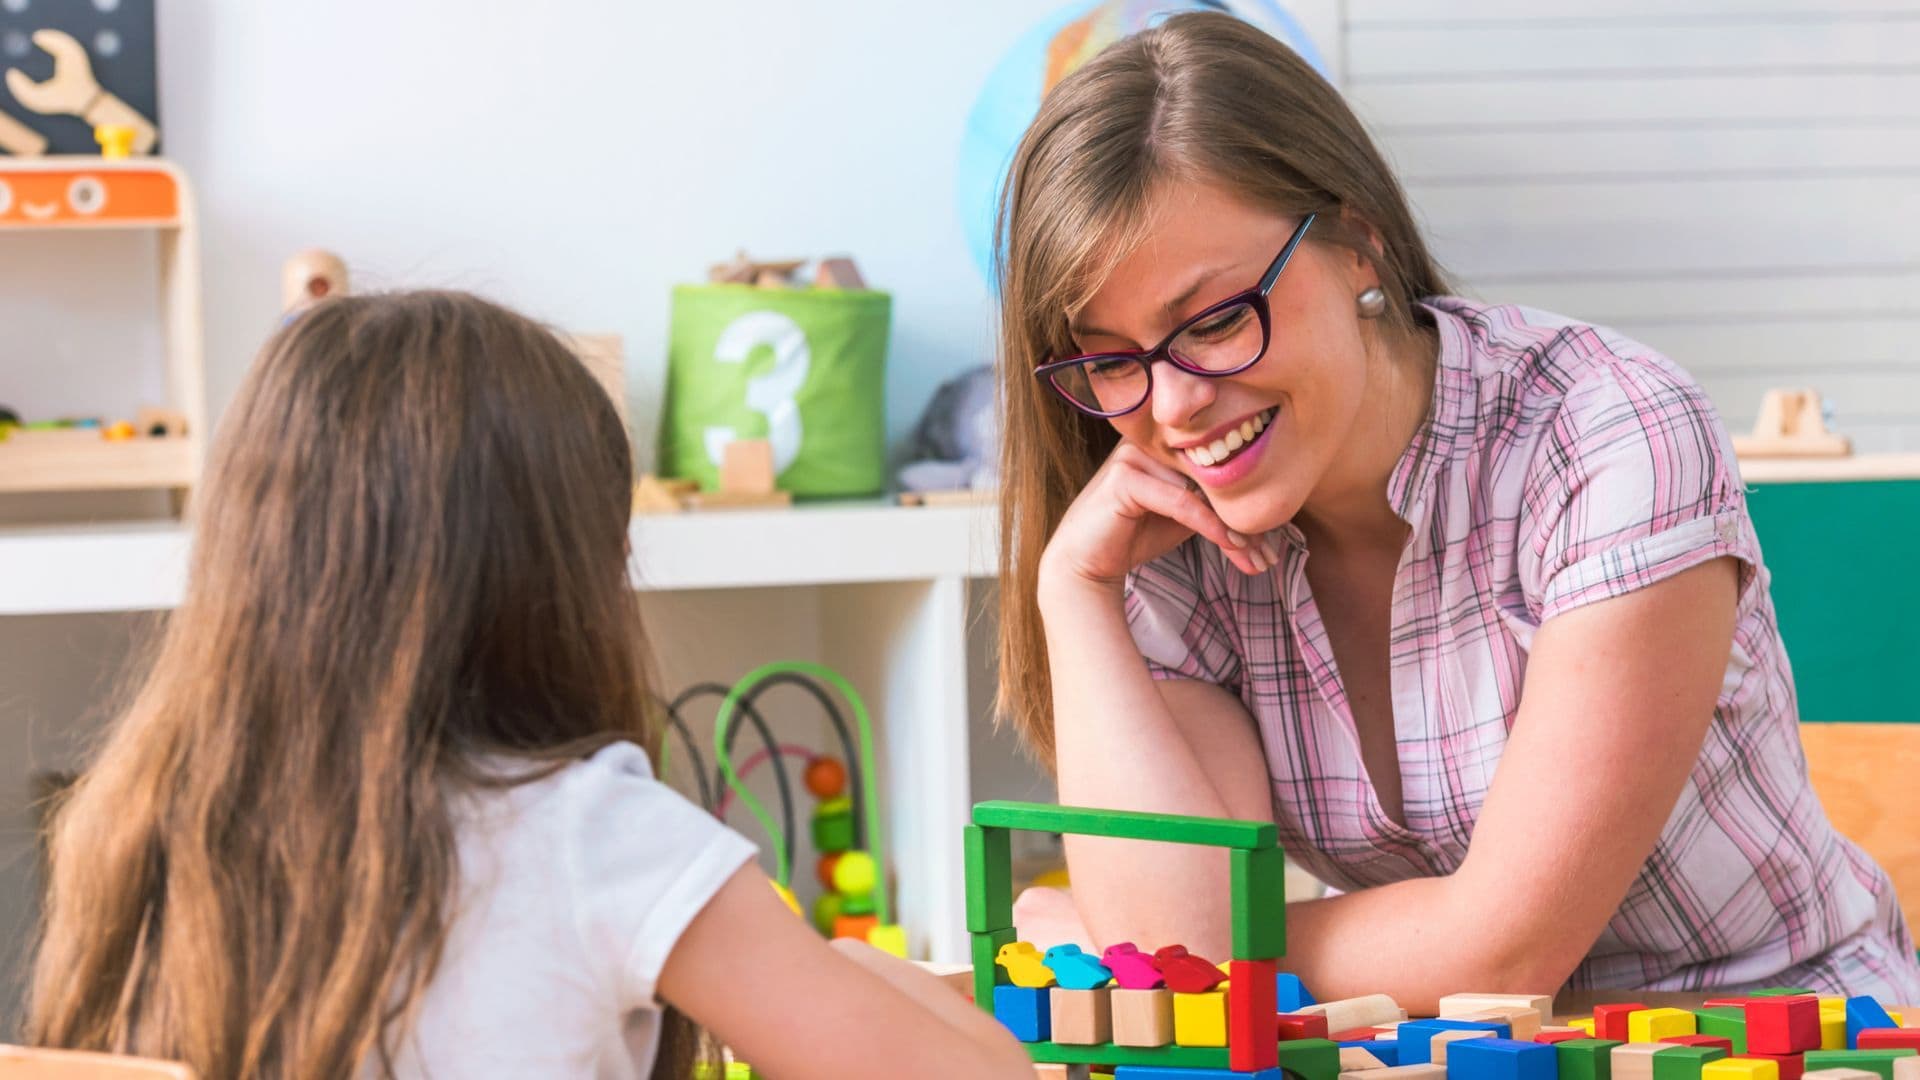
[[1746, 478, 1920, 723]]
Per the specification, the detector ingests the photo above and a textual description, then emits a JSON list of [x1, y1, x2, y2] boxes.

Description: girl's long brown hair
[[25, 291, 706, 1078], [995, 12, 1452, 762]]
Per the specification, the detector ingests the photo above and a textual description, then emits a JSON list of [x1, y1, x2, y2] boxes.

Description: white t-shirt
[[378, 742, 758, 1079]]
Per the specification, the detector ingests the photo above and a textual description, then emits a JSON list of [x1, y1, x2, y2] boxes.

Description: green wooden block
[[1802, 1049, 1919, 1080], [1026, 1041, 1228, 1068], [1693, 1007, 1749, 1054], [972, 800, 1276, 849], [1558, 1038, 1625, 1080], [1277, 1037, 1341, 1080], [971, 926, 1016, 1014], [964, 824, 1013, 933], [1229, 846, 1288, 959], [1749, 987, 1819, 997], [1652, 1045, 1727, 1080]]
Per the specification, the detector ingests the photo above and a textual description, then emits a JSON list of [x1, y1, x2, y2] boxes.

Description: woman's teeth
[[1184, 407, 1275, 468]]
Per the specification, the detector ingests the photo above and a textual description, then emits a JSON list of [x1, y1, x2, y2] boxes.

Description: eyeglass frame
[[1033, 212, 1318, 418]]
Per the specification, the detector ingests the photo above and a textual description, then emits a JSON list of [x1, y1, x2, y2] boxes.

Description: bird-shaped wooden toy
[[995, 941, 1058, 988], [1041, 944, 1114, 990], [1101, 942, 1167, 990], [1154, 944, 1227, 993]]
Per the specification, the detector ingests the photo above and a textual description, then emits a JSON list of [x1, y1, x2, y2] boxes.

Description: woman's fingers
[[1111, 469, 1268, 576]]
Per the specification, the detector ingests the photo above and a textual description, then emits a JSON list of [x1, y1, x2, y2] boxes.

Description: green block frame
[[966, 800, 1289, 1070]]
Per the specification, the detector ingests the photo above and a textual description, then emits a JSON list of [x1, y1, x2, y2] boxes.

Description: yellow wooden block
[[1820, 1011, 1847, 1050], [1629, 1008, 1697, 1043], [1173, 989, 1227, 1047], [1572, 1018, 1597, 1036], [1894, 1012, 1907, 1026], [1704, 1058, 1780, 1080]]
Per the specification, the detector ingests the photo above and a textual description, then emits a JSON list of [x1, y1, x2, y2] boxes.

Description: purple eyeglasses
[[1035, 213, 1316, 417]]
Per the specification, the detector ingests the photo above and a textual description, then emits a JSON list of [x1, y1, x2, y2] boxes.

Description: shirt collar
[[1385, 301, 1475, 532]]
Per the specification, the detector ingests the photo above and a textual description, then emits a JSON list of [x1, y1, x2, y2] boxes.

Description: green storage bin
[[659, 284, 890, 497]]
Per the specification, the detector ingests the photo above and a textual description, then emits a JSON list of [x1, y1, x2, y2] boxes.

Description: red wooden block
[[1596, 1003, 1652, 1042], [1279, 1013, 1331, 1041], [1748, 995, 1822, 1055], [1665, 1035, 1736, 1054], [1333, 1027, 1385, 1042], [1230, 959, 1280, 1072], [1705, 998, 1763, 1009], [1858, 1029, 1920, 1051], [1737, 1053, 1805, 1080], [1536, 1031, 1589, 1045]]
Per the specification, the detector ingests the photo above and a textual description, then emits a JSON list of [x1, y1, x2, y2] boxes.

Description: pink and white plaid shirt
[[1126, 297, 1920, 998]]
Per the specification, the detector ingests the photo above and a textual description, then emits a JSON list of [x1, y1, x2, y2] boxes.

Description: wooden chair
[[0, 1046, 195, 1079], [1800, 722, 1920, 938]]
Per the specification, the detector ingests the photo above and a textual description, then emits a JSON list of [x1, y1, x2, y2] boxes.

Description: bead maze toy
[[960, 802, 1920, 1080]]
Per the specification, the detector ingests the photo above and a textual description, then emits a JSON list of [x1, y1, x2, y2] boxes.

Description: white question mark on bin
[[704, 310, 810, 474]]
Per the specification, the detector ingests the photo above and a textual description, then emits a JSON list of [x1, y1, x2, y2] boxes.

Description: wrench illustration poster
[[1, 0, 159, 156], [661, 285, 891, 498]]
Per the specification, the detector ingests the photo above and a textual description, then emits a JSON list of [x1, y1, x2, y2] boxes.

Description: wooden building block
[[1556, 1038, 1625, 1080], [719, 438, 777, 495], [1347, 1065, 1445, 1080], [1341, 1047, 1389, 1071], [1539, 1030, 1591, 1045], [1739, 1052, 1806, 1080], [1283, 1014, 1334, 1041], [632, 474, 696, 514], [1802, 1051, 1920, 1080], [1229, 959, 1280, 1071], [993, 984, 1050, 1042], [1448, 1037, 1560, 1080], [1276, 1037, 1341, 1080], [1664, 1036, 1736, 1054], [1802, 1071, 1888, 1080], [1050, 987, 1112, 1045], [815, 256, 866, 290], [1611, 1042, 1670, 1080], [1703, 1060, 1779, 1080], [970, 801, 1275, 849], [1441, 995, 1556, 1026], [1595, 1006, 1652, 1042], [1433, 1030, 1496, 1063], [1230, 847, 1288, 958], [1031, 1066, 1090, 1080], [1750, 997, 1823, 1055], [1173, 989, 1227, 1047], [1897, 1057, 1920, 1080], [1696, 1008, 1752, 1054], [1112, 988, 1174, 1047], [1463, 1008, 1543, 1042], [1298, 994, 1407, 1035], [1653, 1044, 1729, 1080], [1632, 1009, 1700, 1043], [963, 824, 1012, 933]]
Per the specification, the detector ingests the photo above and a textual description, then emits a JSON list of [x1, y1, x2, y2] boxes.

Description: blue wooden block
[[992, 984, 1050, 1042], [1447, 1037, 1559, 1080], [1113, 1060, 1290, 1068], [1849, 997, 1899, 1049], [1276, 972, 1318, 1013], [1361, 1040, 1402, 1067], [1398, 1019, 1513, 1065]]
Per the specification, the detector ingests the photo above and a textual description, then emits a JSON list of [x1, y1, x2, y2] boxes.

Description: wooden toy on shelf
[[1732, 389, 1851, 459], [0, 157, 204, 504], [281, 249, 349, 314], [684, 439, 792, 510], [5, 29, 159, 155]]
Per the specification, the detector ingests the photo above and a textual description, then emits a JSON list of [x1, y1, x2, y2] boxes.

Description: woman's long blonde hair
[[995, 12, 1450, 761], [26, 291, 706, 1078]]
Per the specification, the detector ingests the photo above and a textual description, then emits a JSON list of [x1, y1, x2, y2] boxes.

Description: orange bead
[[805, 756, 847, 799], [816, 851, 843, 890]]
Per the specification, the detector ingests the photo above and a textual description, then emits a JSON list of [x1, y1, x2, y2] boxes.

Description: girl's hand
[[1040, 442, 1275, 594]]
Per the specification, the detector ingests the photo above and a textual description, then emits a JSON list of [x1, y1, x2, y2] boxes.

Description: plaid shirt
[[1126, 297, 1920, 998]]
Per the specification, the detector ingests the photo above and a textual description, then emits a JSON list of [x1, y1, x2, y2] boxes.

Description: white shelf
[[0, 501, 999, 616]]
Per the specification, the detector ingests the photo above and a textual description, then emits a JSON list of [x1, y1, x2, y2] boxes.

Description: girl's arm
[[1277, 557, 1739, 1011], [658, 864, 1034, 1079]]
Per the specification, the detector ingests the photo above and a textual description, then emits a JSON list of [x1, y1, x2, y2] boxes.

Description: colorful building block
[[1849, 1001, 1901, 1049], [1033, 1066, 1092, 1080], [1369, 1041, 1404, 1067], [1695, 1007, 1751, 1054], [1632, 1010, 1701, 1043], [1302, 995, 1408, 1034], [1052, 988, 1113, 1045], [1557, 1038, 1625, 1080], [1703, 1060, 1778, 1080], [1432, 1030, 1496, 1064], [1801, 1050, 1920, 1080], [996, 984, 1052, 1042], [1277, 1037, 1342, 1080], [1278, 973, 1319, 1012], [1399, 1021, 1512, 1066], [1539, 1031, 1591, 1046], [1749, 997, 1823, 1055], [1341, 1047, 1389, 1071], [964, 824, 1012, 932], [1346, 1067, 1444, 1080], [1112, 1068, 1283, 1079], [1859, 1034, 1920, 1053], [1113, 988, 1176, 1047], [1753, 989, 1820, 998], [1173, 990, 1228, 1047], [1446, 1037, 1559, 1080], [1802, 1070, 1890, 1080], [1894, 1062, 1920, 1080], [1229, 959, 1280, 1071], [1573, 1021, 1599, 1037], [1597, 1007, 1653, 1043], [1736, 1052, 1804, 1080], [1336, 1029, 1387, 1043], [1665, 1037, 1736, 1055], [1612, 1043, 1670, 1080], [1231, 847, 1288, 958], [1282, 1014, 1334, 1041], [1652, 1044, 1729, 1080], [1462, 1009, 1544, 1042], [1440, 997, 1556, 1026], [1822, 1011, 1849, 1052]]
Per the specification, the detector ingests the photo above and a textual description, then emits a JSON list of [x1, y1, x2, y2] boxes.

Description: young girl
[[995, 13, 1920, 1006], [25, 292, 1032, 1079]]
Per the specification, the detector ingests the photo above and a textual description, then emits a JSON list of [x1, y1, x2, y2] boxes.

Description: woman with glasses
[[994, 12, 1920, 1007]]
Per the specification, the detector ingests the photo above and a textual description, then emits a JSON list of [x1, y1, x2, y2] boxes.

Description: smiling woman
[[992, 11, 1920, 1009]]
